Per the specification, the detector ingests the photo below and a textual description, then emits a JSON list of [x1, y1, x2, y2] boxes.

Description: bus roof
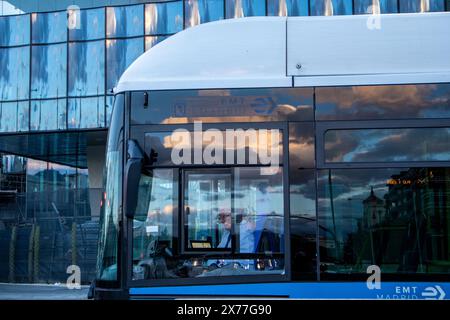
[[115, 13, 450, 93]]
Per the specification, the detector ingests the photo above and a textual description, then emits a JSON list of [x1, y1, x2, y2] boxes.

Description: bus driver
[[217, 209, 256, 253]]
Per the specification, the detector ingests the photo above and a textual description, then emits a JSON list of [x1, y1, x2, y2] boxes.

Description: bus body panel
[[129, 282, 450, 300], [115, 13, 450, 93], [288, 13, 450, 77], [115, 17, 290, 93]]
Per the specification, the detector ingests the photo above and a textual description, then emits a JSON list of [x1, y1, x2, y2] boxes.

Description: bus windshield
[[131, 127, 287, 280]]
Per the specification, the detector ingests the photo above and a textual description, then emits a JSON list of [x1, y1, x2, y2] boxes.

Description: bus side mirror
[[125, 140, 144, 219]]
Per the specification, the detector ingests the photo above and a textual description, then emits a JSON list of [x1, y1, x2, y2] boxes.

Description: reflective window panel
[[143, 128, 283, 167], [132, 167, 285, 280], [289, 169, 316, 278], [0, 101, 29, 132], [30, 99, 66, 130], [69, 40, 105, 96], [232, 167, 284, 256], [0, 14, 30, 46], [354, 0, 398, 14], [106, 95, 114, 126], [68, 7, 105, 41], [289, 122, 315, 169], [315, 84, 450, 120], [318, 168, 450, 277], [131, 87, 314, 125], [184, 0, 225, 28], [310, 0, 353, 15], [31, 43, 67, 99], [0, 46, 30, 101], [68, 96, 105, 129], [289, 123, 316, 278], [325, 128, 450, 163], [267, 0, 309, 16], [145, 1, 183, 35], [226, 0, 266, 18], [106, 37, 144, 91], [400, 0, 445, 12], [31, 11, 67, 44], [106, 4, 144, 38], [145, 35, 169, 51], [1, 155, 26, 176]]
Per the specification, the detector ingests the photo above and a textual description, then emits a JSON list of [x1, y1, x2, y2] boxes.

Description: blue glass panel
[[0, 101, 29, 132], [31, 11, 67, 44], [0, 14, 30, 46], [69, 40, 105, 96], [30, 99, 66, 131], [106, 37, 144, 91], [1, 155, 26, 174], [145, 1, 183, 35], [267, 0, 308, 16], [31, 43, 67, 99], [69, 7, 105, 41], [106, 95, 114, 126], [106, 4, 144, 38], [226, 0, 266, 18], [400, 0, 445, 12], [185, 0, 225, 28], [68, 96, 105, 129], [354, 0, 398, 13], [310, 0, 353, 15], [145, 35, 169, 51], [0, 46, 29, 101]]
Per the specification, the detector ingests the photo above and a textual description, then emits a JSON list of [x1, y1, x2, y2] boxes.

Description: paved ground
[[0, 283, 89, 300]]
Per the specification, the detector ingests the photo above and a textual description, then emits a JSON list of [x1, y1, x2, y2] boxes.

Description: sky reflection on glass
[[310, 0, 353, 16], [0, 14, 30, 46], [68, 96, 105, 129], [106, 37, 144, 91], [226, 0, 266, 18], [69, 40, 105, 96], [400, 0, 445, 12], [31, 99, 66, 130], [267, 0, 308, 16], [69, 7, 105, 41], [184, 0, 224, 28], [106, 4, 144, 38], [354, 0, 398, 14], [31, 11, 67, 44], [0, 101, 29, 132], [325, 128, 450, 163], [0, 46, 30, 101], [145, 1, 183, 35]]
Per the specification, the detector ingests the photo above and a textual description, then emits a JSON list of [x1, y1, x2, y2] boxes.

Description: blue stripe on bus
[[130, 282, 450, 300]]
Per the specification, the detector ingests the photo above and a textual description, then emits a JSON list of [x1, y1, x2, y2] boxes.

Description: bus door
[[182, 169, 232, 253]]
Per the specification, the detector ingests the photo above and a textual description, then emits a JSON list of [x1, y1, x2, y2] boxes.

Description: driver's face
[[223, 214, 232, 230], [219, 210, 232, 230]]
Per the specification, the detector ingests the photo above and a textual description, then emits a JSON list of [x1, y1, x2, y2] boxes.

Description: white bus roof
[[115, 13, 450, 93]]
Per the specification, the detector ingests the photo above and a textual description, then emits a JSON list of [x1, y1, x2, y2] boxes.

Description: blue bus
[[92, 13, 450, 299]]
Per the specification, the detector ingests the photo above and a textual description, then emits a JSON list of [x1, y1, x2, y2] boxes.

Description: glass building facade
[[0, 0, 449, 133], [0, 0, 449, 284]]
